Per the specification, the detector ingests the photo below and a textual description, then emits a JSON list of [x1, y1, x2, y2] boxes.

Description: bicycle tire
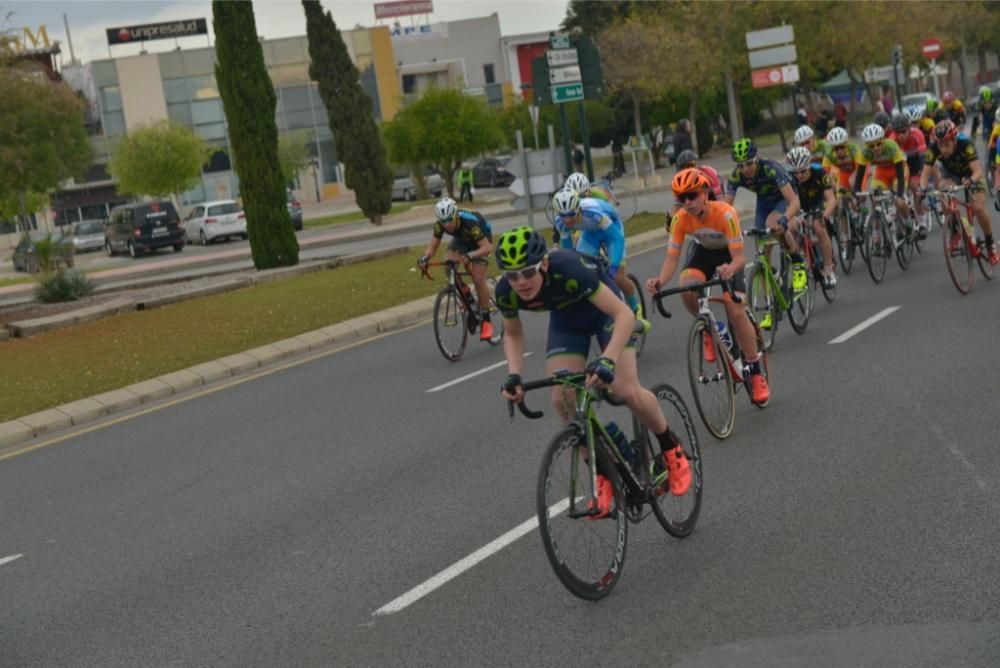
[[545, 194, 558, 226], [537, 425, 627, 601], [865, 212, 888, 284], [976, 239, 995, 281], [750, 314, 771, 409], [940, 212, 973, 295], [785, 257, 811, 335], [687, 317, 735, 440], [484, 276, 505, 346], [432, 287, 467, 361], [896, 218, 914, 271], [835, 208, 855, 275], [646, 383, 702, 537], [858, 215, 872, 265], [615, 185, 638, 222], [745, 263, 777, 351], [626, 273, 647, 358]]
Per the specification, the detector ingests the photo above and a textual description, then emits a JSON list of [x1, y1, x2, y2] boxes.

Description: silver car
[[391, 168, 444, 201], [69, 219, 107, 253], [184, 199, 247, 245]]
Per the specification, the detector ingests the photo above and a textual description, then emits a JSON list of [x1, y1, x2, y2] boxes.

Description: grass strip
[[0, 213, 665, 422], [304, 200, 433, 228]]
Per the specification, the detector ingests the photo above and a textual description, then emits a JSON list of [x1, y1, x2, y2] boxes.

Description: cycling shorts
[[680, 245, 747, 294], [575, 232, 627, 273], [545, 283, 638, 358], [447, 231, 492, 256], [871, 164, 907, 192], [938, 166, 987, 194], [754, 197, 788, 231]]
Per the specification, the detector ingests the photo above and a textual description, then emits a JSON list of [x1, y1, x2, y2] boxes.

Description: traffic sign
[[748, 44, 797, 69], [552, 82, 583, 103], [864, 65, 906, 84], [549, 33, 570, 49], [921, 37, 942, 60], [546, 48, 578, 67], [745, 25, 794, 50], [751, 64, 799, 89], [549, 65, 581, 85]]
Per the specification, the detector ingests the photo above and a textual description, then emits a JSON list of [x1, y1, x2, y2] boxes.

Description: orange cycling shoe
[[664, 446, 692, 497], [751, 373, 770, 405], [586, 474, 612, 519], [480, 319, 494, 341], [702, 331, 716, 363]]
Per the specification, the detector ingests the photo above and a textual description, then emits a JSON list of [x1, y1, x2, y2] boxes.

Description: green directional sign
[[552, 82, 583, 104]]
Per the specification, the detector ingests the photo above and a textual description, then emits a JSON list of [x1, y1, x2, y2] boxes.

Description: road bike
[[924, 186, 995, 294], [794, 210, 836, 307], [507, 366, 701, 600], [831, 188, 865, 276], [744, 228, 810, 351], [653, 276, 770, 440], [590, 253, 648, 358], [855, 189, 914, 284], [419, 259, 502, 361]]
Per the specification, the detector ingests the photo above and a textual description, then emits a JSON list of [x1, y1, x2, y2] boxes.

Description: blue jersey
[[554, 202, 626, 275], [726, 158, 791, 203]]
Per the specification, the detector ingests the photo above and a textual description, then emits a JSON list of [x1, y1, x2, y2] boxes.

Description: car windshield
[[75, 221, 105, 235], [207, 203, 240, 216]]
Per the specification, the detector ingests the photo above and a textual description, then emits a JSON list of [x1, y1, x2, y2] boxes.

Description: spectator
[[457, 165, 474, 202], [834, 101, 848, 128], [881, 87, 894, 115], [796, 100, 809, 127], [816, 107, 834, 135], [672, 119, 693, 168], [652, 125, 664, 168], [611, 138, 626, 176], [572, 145, 585, 173]]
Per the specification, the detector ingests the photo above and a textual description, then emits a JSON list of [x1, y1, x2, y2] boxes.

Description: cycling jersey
[[970, 98, 997, 139], [858, 138, 906, 195], [432, 210, 492, 255], [793, 166, 833, 212], [859, 138, 905, 168], [697, 165, 724, 200], [989, 125, 1000, 165], [588, 183, 618, 208], [925, 135, 979, 179], [726, 158, 791, 202], [945, 100, 967, 126], [554, 202, 626, 275], [893, 129, 927, 176], [823, 143, 864, 175], [810, 138, 832, 165], [668, 200, 746, 291]]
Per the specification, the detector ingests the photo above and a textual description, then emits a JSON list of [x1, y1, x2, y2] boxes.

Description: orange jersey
[[668, 200, 743, 257]]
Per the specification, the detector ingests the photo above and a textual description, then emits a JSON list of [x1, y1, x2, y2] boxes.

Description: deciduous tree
[[108, 120, 207, 200]]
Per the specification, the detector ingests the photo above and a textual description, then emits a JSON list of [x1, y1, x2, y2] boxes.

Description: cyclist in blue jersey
[[495, 226, 692, 508], [723, 138, 807, 292], [418, 197, 495, 341], [552, 188, 640, 315]]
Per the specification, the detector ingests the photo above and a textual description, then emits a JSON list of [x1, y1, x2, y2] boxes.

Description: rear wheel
[[646, 383, 702, 537], [687, 317, 735, 440], [865, 213, 888, 284], [537, 426, 627, 601], [105, 240, 115, 257], [432, 287, 467, 361], [976, 239, 994, 280], [626, 273, 647, 357], [614, 185, 638, 222], [941, 213, 974, 295], [745, 263, 777, 351]]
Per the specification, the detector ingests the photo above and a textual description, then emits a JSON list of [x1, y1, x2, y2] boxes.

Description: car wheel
[[241, 233, 248, 240], [105, 240, 115, 257], [200, 229, 209, 245], [489, 175, 496, 188], [128, 240, 138, 258]]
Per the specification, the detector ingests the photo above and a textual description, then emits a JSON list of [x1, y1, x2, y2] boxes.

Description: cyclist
[[891, 111, 930, 237], [854, 123, 911, 223], [970, 85, 997, 143], [418, 197, 496, 342], [794, 125, 830, 166], [941, 91, 967, 128], [874, 110, 894, 140], [786, 147, 837, 288], [551, 189, 641, 316], [564, 172, 619, 219], [647, 169, 770, 405], [495, 227, 692, 506], [723, 138, 806, 305], [675, 150, 723, 200], [918, 119, 999, 265], [920, 99, 939, 144]]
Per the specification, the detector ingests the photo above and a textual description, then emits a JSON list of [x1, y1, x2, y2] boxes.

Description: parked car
[[472, 156, 514, 188], [69, 219, 107, 253], [11, 231, 75, 273], [184, 199, 247, 245], [105, 200, 185, 258], [391, 167, 444, 201], [287, 191, 303, 230]]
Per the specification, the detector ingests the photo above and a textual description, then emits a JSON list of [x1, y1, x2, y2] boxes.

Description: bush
[[36, 270, 94, 303]]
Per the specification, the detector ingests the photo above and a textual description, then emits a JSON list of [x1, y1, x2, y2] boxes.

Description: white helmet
[[786, 146, 812, 171], [793, 125, 815, 144], [861, 123, 885, 144], [435, 197, 457, 222], [826, 127, 848, 147], [552, 188, 580, 215], [995, 106, 1000, 123], [906, 105, 923, 123], [565, 172, 590, 195]]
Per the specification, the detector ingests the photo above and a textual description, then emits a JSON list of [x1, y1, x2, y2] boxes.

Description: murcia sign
[[106, 19, 208, 46], [4, 26, 52, 53]]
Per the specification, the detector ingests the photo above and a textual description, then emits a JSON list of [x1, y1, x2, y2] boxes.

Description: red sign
[[751, 65, 799, 89], [921, 38, 942, 60], [374, 0, 433, 20]]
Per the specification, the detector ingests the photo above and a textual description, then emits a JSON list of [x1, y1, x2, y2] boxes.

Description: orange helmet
[[672, 168, 709, 196]]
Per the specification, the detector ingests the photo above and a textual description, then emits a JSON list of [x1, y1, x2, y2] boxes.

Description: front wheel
[[745, 263, 777, 351], [865, 213, 888, 284], [940, 213, 974, 295], [687, 317, 735, 440], [432, 287, 467, 361], [835, 208, 854, 275], [615, 186, 638, 222], [896, 218, 914, 271], [626, 273, 647, 357], [646, 383, 702, 537], [537, 426, 627, 601], [785, 257, 811, 335]]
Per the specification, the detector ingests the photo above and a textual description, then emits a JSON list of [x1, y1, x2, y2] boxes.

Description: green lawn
[[0, 276, 31, 288], [0, 214, 666, 422], [304, 200, 434, 228]]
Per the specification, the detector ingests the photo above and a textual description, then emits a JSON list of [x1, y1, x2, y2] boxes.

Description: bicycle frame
[[928, 187, 986, 258], [420, 259, 477, 314], [747, 232, 793, 312]]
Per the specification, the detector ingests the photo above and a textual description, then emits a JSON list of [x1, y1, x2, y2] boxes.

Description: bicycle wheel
[[976, 239, 995, 280], [537, 426, 628, 601], [432, 287, 467, 361], [745, 263, 777, 351], [626, 273, 647, 358], [834, 208, 854, 275], [858, 215, 871, 265], [484, 277, 505, 345], [865, 213, 888, 284], [646, 383, 702, 537], [941, 214, 973, 295], [896, 218, 914, 271], [615, 185, 638, 222], [750, 316, 771, 409], [545, 193, 558, 225], [785, 258, 811, 335], [687, 317, 735, 440]]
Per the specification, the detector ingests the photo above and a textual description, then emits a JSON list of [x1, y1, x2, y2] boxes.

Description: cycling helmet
[[732, 138, 758, 162], [672, 168, 709, 195], [906, 105, 923, 123], [552, 188, 580, 215], [934, 118, 958, 142], [434, 197, 457, 222], [942, 90, 955, 105], [873, 111, 891, 128], [786, 146, 813, 171], [980, 85, 993, 102], [995, 106, 1000, 123], [890, 111, 909, 131], [793, 125, 815, 144], [926, 97, 939, 112], [861, 123, 885, 144], [826, 127, 849, 147], [564, 172, 589, 195], [495, 225, 547, 270], [675, 149, 699, 168]]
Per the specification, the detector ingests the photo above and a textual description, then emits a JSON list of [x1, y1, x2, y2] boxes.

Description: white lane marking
[[374, 498, 569, 616], [829, 306, 901, 344], [426, 352, 533, 393], [928, 425, 989, 492], [0, 554, 24, 567]]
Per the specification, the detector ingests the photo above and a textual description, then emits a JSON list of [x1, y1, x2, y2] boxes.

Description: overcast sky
[[4, 0, 569, 64]]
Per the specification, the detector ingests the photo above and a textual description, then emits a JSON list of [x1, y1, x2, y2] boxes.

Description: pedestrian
[[572, 145, 585, 173], [881, 87, 894, 115], [834, 100, 848, 128], [672, 120, 693, 169], [611, 138, 626, 176], [458, 165, 474, 202], [796, 100, 809, 127], [816, 107, 833, 135], [652, 125, 664, 168]]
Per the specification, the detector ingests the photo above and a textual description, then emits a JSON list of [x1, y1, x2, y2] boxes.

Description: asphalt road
[[2, 220, 999, 666]]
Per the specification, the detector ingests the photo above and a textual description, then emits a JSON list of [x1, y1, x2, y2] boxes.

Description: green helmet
[[495, 226, 547, 270], [926, 97, 938, 112], [731, 138, 758, 162], [980, 85, 993, 102]]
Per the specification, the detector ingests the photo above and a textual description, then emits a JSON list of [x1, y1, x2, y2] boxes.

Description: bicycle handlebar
[[418, 258, 465, 281], [505, 370, 625, 420], [652, 276, 741, 319]]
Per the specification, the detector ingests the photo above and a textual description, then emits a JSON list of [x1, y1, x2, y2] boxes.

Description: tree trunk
[[847, 71, 860, 136], [688, 90, 699, 155], [765, 99, 788, 153], [631, 91, 643, 141], [733, 82, 744, 137], [412, 162, 428, 200], [802, 84, 817, 123], [18, 191, 30, 233]]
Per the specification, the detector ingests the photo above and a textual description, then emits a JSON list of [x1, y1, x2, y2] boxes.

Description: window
[[187, 75, 218, 100], [187, 206, 204, 220], [271, 38, 305, 65], [204, 146, 231, 173], [319, 138, 338, 184], [91, 61, 118, 87], [281, 85, 312, 112], [402, 74, 416, 95], [100, 86, 122, 112], [158, 51, 184, 79], [103, 111, 125, 136], [164, 78, 188, 103], [167, 102, 192, 125], [182, 49, 216, 76], [191, 99, 224, 125], [483, 63, 495, 85], [195, 123, 227, 140], [207, 203, 240, 216], [270, 64, 310, 87], [284, 110, 314, 130]]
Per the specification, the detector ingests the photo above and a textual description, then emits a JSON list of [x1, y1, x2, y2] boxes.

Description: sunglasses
[[676, 191, 701, 202], [792, 168, 810, 176], [867, 141, 884, 150], [503, 260, 543, 282], [737, 159, 757, 169]]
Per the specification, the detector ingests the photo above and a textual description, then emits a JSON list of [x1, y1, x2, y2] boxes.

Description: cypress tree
[[213, 1, 299, 268], [302, 0, 393, 225]]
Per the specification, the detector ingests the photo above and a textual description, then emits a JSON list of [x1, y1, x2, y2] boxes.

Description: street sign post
[[552, 82, 584, 103], [745, 25, 797, 133], [921, 37, 943, 97], [751, 64, 799, 89], [546, 48, 578, 67], [549, 33, 570, 49], [549, 65, 582, 85]]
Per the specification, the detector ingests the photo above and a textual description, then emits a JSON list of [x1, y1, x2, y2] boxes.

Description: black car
[[287, 191, 303, 231], [11, 231, 75, 273], [105, 201, 186, 258], [472, 157, 515, 188]]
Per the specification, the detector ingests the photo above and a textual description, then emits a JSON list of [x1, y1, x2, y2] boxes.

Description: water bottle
[[960, 216, 975, 240], [715, 320, 733, 352], [605, 421, 637, 470]]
